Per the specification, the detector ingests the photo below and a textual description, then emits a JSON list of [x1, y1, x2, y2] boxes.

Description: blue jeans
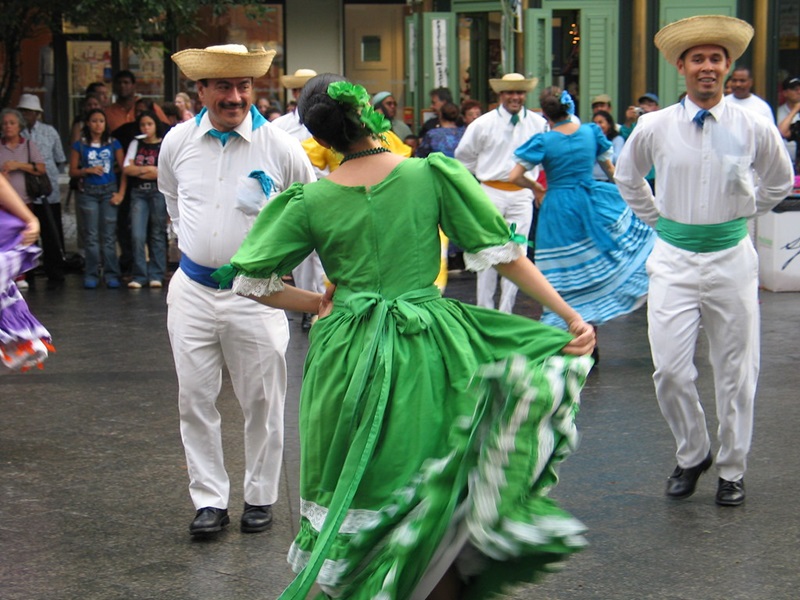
[[130, 186, 168, 284], [78, 183, 120, 282]]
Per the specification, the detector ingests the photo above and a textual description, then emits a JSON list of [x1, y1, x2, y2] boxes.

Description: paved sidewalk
[[1, 271, 798, 599]]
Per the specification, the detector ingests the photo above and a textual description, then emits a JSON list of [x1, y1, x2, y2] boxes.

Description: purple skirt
[[0, 209, 52, 370]]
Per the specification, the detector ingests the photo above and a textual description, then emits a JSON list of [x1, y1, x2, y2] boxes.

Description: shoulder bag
[[24, 139, 54, 200]]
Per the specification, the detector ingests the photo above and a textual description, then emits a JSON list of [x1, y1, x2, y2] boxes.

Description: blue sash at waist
[[180, 255, 231, 289]]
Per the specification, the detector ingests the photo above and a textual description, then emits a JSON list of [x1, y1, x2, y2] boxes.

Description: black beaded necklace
[[340, 146, 391, 165]]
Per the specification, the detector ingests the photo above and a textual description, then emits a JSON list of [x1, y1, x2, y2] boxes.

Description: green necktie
[[510, 113, 519, 126]]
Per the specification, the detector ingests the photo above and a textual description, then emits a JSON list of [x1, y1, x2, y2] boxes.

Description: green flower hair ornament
[[327, 81, 392, 136]]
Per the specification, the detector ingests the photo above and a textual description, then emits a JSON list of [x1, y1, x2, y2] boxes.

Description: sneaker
[[149, 280, 163, 288], [83, 279, 98, 289], [127, 281, 143, 289], [16, 279, 29, 291], [106, 279, 121, 289]]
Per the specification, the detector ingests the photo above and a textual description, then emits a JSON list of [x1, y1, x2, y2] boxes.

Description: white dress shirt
[[27, 121, 66, 205], [271, 110, 312, 141], [455, 105, 547, 182], [725, 94, 775, 124], [777, 102, 799, 165], [615, 97, 793, 227], [158, 108, 315, 267]]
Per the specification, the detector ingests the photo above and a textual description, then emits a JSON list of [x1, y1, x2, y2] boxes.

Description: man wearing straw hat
[[159, 45, 315, 535], [615, 16, 793, 507], [455, 73, 546, 313], [272, 68, 318, 141], [271, 68, 326, 331]]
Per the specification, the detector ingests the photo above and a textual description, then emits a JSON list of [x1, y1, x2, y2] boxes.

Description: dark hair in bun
[[539, 86, 569, 122], [298, 74, 372, 153]]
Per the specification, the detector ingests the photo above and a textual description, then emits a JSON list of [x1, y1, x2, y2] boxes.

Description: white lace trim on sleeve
[[464, 241, 525, 272], [231, 273, 285, 297]]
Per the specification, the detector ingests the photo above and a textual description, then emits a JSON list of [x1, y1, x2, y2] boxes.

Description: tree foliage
[[0, 0, 272, 108]]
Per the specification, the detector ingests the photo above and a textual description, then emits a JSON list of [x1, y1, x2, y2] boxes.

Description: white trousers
[[292, 251, 326, 295], [475, 184, 533, 313], [647, 237, 759, 482], [167, 269, 290, 509]]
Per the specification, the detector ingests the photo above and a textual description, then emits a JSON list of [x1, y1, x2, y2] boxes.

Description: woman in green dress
[[214, 75, 595, 600]]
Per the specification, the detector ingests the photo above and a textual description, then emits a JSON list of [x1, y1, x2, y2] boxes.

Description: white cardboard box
[[757, 201, 800, 292]]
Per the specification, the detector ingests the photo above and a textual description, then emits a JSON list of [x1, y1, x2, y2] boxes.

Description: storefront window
[[120, 43, 166, 104], [67, 41, 112, 118]]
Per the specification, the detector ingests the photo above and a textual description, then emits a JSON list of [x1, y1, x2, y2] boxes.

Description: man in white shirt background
[[725, 65, 775, 123], [777, 76, 800, 171], [272, 68, 318, 141], [455, 73, 546, 313], [159, 45, 315, 536], [272, 68, 328, 331], [615, 15, 793, 508]]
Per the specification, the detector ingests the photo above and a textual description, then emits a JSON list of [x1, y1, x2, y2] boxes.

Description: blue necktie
[[207, 129, 239, 146], [692, 109, 711, 129], [510, 113, 519, 126]]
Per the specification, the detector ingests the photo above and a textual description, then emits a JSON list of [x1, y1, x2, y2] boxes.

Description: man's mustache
[[219, 101, 247, 110]]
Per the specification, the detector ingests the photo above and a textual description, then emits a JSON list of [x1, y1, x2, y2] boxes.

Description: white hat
[[489, 73, 538, 94], [171, 44, 276, 81], [17, 94, 43, 112], [280, 69, 318, 89], [654, 15, 753, 66]]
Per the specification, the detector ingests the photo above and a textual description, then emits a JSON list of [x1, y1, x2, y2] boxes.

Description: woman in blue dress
[[509, 87, 654, 332]]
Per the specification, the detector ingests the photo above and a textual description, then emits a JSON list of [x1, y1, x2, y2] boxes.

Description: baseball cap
[[638, 92, 660, 104], [783, 77, 800, 90]]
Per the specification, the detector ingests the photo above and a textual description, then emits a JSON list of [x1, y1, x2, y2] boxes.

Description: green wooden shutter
[[580, 8, 617, 123], [523, 9, 552, 109]]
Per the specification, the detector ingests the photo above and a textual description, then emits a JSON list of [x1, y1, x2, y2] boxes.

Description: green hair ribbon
[[327, 81, 392, 136]]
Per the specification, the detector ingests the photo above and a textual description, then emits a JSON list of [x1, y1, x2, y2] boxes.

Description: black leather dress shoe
[[716, 478, 745, 506], [241, 503, 273, 533], [665, 451, 713, 499], [189, 507, 230, 535]]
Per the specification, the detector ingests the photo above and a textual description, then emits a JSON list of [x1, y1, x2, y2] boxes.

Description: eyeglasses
[[383, 101, 397, 106]]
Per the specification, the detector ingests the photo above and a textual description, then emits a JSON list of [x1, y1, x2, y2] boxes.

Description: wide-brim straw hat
[[654, 15, 753, 66], [281, 69, 318, 89], [489, 73, 538, 94], [172, 44, 276, 81]]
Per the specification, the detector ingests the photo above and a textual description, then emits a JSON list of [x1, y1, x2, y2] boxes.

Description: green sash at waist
[[656, 216, 747, 253], [277, 285, 441, 600]]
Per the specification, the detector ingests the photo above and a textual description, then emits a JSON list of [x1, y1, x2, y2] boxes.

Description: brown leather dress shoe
[[241, 503, 273, 533], [189, 507, 230, 535], [665, 451, 713, 499], [716, 478, 745, 506]]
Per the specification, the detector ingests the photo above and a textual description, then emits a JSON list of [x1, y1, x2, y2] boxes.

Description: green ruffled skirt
[[280, 286, 592, 599]]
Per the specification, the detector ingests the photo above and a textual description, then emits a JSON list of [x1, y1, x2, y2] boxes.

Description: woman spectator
[[265, 106, 282, 122], [0, 108, 46, 291], [71, 93, 103, 143], [256, 97, 271, 118], [415, 101, 465, 158], [0, 109, 46, 206], [174, 92, 195, 122], [460, 98, 483, 126], [591, 110, 625, 181], [509, 86, 654, 346], [69, 109, 126, 289], [122, 111, 168, 289]]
